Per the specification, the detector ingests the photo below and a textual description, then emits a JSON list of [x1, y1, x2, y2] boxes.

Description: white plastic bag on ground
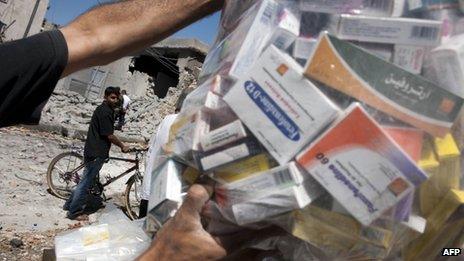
[[54, 207, 150, 261]]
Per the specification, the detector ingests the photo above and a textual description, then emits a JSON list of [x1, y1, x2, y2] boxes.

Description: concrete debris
[[9, 238, 23, 248], [1, 229, 61, 260], [40, 81, 187, 142], [39, 40, 204, 142], [0, 127, 142, 260]]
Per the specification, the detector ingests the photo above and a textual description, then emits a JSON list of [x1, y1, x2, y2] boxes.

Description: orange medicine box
[[296, 103, 428, 225], [304, 33, 463, 137]]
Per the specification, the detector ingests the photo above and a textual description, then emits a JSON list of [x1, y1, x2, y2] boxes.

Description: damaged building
[[42, 39, 209, 141], [56, 38, 208, 100], [1, 0, 210, 141], [0, 0, 49, 42]]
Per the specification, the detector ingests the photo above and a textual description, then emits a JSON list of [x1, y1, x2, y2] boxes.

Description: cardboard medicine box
[[225, 45, 339, 165], [296, 104, 428, 225]]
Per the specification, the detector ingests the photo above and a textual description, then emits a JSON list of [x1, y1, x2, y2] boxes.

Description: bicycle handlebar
[[127, 147, 148, 153]]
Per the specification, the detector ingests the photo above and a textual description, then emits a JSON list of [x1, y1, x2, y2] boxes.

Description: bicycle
[[46, 147, 147, 220]]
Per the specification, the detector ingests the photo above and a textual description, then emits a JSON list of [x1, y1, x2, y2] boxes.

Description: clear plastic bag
[[147, 0, 464, 258], [54, 208, 150, 261], [199, 0, 301, 82]]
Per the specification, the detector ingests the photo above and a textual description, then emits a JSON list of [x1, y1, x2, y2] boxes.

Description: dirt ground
[[0, 127, 143, 260]]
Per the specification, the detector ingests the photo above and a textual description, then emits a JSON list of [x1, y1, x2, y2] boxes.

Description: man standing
[[64, 86, 129, 220], [116, 89, 131, 130]]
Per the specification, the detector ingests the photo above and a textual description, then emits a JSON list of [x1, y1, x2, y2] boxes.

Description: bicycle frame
[[101, 156, 140, 187], [69, 152, 142, 188]]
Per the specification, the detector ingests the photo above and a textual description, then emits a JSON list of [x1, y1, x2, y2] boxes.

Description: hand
[[121, 145, 130, 153], [137, 185, 227, 261], [139, 145, 149, 152]]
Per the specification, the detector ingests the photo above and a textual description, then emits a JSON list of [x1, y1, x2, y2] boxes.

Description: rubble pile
[[0, 128, 82, 260], [0, 127, 147, 260], [41, 82, 191, 142], [0, 229, 61, 260], [117, 86, 182, 140], [41, 91, 97, 130]]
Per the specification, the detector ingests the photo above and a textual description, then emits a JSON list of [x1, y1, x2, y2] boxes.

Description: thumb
[[179, 184, 212, 219]]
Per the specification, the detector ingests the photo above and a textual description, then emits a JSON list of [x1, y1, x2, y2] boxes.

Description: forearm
[[60, 0, 223, 76], [108, 134, 124, 149]]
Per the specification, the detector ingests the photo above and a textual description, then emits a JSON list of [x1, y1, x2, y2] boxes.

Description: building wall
[[59, 45, 206, 100], [105, 57, 149, 97], [59, 57, 150, 100], [0, 0, 49, 41]]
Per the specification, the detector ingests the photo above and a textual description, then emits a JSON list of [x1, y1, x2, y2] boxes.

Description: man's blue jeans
[[64, 157, 105, 218]]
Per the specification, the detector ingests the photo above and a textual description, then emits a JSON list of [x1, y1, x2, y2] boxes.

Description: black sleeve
[[0, 30, 68, 127], [98, 111, 114, 137]]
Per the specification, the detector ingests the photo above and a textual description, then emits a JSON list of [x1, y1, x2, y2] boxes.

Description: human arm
[[0, 0, 223, 128], [60, 0, 224, 77], [137, 185, 227, 261], [124, 96, 130, 112], [108, 134, 130, 153]]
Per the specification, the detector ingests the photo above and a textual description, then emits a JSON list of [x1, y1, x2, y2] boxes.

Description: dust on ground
[[0, 127, 144, 260]]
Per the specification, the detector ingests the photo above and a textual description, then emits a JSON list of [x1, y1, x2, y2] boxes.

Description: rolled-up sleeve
[[0, 30, 68, 127]]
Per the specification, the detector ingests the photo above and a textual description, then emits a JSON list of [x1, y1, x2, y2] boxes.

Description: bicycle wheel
[[124, 173, 143, 220], [47, 152, 84, 199]]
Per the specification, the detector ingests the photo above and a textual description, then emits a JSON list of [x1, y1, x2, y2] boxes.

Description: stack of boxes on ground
[[146, 0, 464, 259]]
